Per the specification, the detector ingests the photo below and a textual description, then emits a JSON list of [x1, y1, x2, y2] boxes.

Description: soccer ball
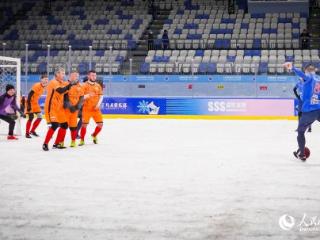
[[304, 147, 311, 159]]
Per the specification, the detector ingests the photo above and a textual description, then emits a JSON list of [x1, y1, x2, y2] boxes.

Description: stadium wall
[[27, 74, 298, 120], [23, 74, 298, 99]]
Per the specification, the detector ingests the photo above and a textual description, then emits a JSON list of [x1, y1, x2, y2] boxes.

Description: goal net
[[0, 56, 21, 136]]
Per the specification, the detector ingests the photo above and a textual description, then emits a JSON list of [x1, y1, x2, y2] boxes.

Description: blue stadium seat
[[140, 63, 150, 74]]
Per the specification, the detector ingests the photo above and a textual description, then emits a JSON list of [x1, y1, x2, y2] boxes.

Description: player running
[[79, 70, 103, 146], [63, 71, 84, 147], [25, 74, 48, 138], [42, 67, 73, 151], [284, 62, 320, 161]]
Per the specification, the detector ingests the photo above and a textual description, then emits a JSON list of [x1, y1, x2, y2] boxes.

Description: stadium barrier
[[22, 74, 298, 99], [26, 73, 298, 120], [37, 96, 297, 120]]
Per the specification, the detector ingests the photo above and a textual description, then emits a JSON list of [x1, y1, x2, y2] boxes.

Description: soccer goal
[[0, 56, 22, 136]]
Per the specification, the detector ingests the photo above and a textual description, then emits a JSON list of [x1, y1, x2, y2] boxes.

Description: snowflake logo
[[137, 100, 150, 114]]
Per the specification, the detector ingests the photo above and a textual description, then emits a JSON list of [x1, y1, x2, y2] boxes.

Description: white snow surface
[[0, 119, 320, 240]]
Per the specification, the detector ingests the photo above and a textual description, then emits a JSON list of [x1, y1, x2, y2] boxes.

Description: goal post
[[0, 56, 22, 135]]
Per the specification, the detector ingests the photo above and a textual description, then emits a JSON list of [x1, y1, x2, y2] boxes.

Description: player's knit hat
[[6, 84, 15, 92]]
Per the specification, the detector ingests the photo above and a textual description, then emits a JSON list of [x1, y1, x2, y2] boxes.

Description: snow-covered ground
[[0, 119, 320, 240]]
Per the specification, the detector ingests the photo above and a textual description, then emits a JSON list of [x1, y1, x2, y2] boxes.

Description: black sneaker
[[293, 151, 307, 161], [30, 131, 39, 137], [26, 133, 32, 138], [42, 144, 49, 151]]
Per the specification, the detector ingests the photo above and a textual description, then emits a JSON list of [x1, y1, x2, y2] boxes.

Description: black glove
[[63, 102, 68, 109], [8, 114, 18, 120], [75, 104, 81, 111], [18, 109, 26, 118], [66, 83, 72, 90], [70, 106, 77, 113]]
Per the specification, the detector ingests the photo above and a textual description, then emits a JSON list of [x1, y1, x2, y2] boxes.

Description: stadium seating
[[0, 0, 315, 75], [1, 0, 151, 50], [0, 0, 151, 73], [157, 3, 306, 50], [4, 49, 127, 74], [142, 49, 320, 74], [0, 1, 35, 32], [141, 0, 314, 74]]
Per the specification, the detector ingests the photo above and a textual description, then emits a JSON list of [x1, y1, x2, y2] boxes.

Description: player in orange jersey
[[42, 67, 73, 151], [79, 70, 103, 145], [63, 71, 84, 147], [25, 73, 48, 138]]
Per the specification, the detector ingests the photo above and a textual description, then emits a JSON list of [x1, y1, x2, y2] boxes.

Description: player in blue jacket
[[293, 79, 312, 132], [284, 62, 320, 161]]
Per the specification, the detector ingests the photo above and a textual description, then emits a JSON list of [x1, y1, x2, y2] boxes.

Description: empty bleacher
[[0, 0, 151, 73], [141, 49, 320, 74], [0, 0, 317, 76]]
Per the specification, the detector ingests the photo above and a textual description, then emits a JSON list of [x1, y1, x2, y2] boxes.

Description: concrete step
[[133, 49, 148, 55], [150, 24, 164, 29], [309, 21, 320, 26], [133, 56, 146, 62], [153, 20, 166, 25], [157, 16, 169, 21], [128, 7, 170, 73]]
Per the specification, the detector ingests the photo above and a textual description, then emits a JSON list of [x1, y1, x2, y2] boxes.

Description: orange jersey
[[68, 83, 84, 106], [45, 78, 68, 113], [27, 82, 46, 113], [82, 81, 103, 111]]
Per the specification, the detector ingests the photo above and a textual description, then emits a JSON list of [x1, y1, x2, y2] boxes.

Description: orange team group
[[25, 67, 104, 151]]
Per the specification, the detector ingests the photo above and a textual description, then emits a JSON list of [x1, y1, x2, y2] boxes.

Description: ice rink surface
[[0, 119, 320, 240]]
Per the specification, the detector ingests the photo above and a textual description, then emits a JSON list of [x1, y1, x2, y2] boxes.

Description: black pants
[[297, 109, 320, 155], [0, 114, 15, 135], [163, 42, 169, 50], [298, 111, 312, 131]]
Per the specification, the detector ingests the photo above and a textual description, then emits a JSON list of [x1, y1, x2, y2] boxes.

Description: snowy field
[[0, 119, 320, 240]]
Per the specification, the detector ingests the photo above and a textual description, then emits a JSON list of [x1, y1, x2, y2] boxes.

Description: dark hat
[[6, 84, 15, 92], [304, 64, 316, 72]]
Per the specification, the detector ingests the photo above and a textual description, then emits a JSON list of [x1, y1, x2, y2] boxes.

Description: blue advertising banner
[[101, 97, 295, 116], [38, 97, 296, 116], [102, 98, 166, 115]]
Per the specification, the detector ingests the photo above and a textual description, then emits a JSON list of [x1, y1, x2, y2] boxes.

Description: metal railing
[[0, 39, 309, 98]]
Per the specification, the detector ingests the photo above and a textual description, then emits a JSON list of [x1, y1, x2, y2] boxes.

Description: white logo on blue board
[[137, 100, 160, 115]]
